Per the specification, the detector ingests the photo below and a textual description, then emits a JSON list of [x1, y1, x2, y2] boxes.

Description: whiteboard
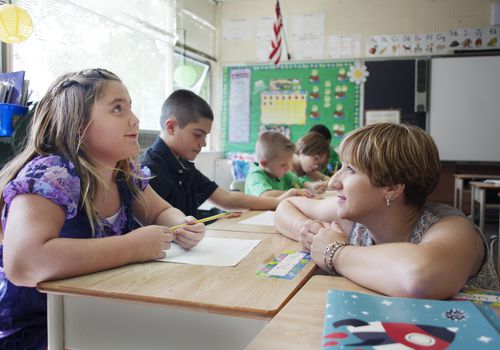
[[429, 55, 500, 162]]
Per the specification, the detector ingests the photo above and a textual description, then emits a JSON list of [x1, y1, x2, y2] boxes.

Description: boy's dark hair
[[160, 89, 213, 129], [309, 124, 332, 142]]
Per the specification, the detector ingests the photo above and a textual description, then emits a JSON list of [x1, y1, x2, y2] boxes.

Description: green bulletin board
[[221, 61, 361, 155]]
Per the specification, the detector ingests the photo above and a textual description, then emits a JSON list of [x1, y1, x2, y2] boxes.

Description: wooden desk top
[[207, 210, 279, 234], [469, 181, 500, 189], [454, 174, 500, 180], [246, 276, 379, 349], [247, 275, 500, 350], [38, 229, 316, 319]]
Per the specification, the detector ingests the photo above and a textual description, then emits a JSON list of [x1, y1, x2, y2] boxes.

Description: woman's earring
[[386, 197, 392, 208]]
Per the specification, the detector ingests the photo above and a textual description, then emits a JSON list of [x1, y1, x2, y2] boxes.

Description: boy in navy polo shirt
[[141, 90, 300, 218]]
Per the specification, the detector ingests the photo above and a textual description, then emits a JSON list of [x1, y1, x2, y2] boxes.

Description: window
[[172, 51, 211, 149], [12, 0, 176, 131], [173, 51, 211, 103]]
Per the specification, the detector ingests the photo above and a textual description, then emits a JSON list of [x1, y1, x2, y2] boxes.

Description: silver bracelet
[[324, 241, 350, 275], [323, 243, 335, 274]]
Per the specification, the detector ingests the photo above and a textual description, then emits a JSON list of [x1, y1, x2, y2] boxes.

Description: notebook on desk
[[323, 289, 499, 349]]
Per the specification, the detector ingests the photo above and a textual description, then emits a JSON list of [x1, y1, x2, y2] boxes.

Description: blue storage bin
[[0, 103, 29, 136]]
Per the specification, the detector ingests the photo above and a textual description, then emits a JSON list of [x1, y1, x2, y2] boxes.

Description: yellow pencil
[[169, 211, 231, 231], [293, 181, 304, 196], [333, 162, 339, 173]]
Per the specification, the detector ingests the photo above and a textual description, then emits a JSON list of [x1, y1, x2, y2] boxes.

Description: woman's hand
[[310, 221, 348, 269], [128, 225, 174, 261], [298, 219, 329, 252], [173, 216, 205, 249]]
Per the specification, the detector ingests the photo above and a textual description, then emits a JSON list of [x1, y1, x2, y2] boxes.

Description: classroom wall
[[211, 0, 497, 150], [217, 0, 495, 63]]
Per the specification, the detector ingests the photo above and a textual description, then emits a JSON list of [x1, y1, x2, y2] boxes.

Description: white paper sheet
[[158, 237, 261, 267], [238, 211, 275, 226], [222, 18, 252, 40]]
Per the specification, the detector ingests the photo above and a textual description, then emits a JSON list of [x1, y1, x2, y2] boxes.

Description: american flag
[[269, 0, 283, 66]]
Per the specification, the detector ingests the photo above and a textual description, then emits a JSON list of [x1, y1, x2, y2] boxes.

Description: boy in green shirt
[[245, 131, 314, 197]]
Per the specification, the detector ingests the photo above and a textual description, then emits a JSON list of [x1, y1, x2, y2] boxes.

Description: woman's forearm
[[327, 243, 467, 299], [275, 200, 307, 240]]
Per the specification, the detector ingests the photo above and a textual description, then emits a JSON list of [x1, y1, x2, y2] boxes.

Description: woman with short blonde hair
[[275, 123, 499, 299]]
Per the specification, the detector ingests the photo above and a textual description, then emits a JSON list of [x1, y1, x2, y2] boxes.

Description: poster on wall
[[222, 62, 362, 155], [365, 109, 401, 125], [448, 26, 499, 51], [228, 68, 251, 143], [366, 32, 447, 57]]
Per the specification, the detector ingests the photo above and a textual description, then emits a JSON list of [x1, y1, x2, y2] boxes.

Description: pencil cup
[[0, 103, 28, 136]]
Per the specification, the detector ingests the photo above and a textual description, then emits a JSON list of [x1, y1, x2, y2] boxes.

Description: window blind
[[12, 0, 176, 130]]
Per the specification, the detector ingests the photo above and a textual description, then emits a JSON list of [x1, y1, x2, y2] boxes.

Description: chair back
[[229, 180, 245, 192]]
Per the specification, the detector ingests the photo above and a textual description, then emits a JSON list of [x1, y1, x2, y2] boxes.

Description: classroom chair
[[229, 180, 245, 192]]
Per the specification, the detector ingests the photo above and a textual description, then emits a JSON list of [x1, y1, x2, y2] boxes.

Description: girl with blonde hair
[[0, 69, 205, 349]]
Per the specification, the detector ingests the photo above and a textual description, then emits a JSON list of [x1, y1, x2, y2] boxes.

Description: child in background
[[291, 131, 330, 192], [0, 69, 205, 349], [245, 131, 314, 198], [141, 89, 294, 217], [309, 124, 340, 175]]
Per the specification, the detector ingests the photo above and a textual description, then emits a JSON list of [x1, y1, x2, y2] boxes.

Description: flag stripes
[[269, 0, 283, 66]]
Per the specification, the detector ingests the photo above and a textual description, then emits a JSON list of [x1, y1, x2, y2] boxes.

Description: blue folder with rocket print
[[323, 289, 499, 349]]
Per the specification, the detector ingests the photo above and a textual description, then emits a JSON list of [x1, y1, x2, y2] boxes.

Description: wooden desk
[[207, 210, 279, 234], [454, 174, 500, 212], [38, 229, 316, 350], [247, 275, 500, 350], [497, 192, 500, 275], [246, 276, 379, 349], [469, 181, 500, 233]]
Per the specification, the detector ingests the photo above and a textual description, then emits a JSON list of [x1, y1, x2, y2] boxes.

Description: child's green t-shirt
[[244, 163, 301, 196], [325, 149, 340, 175]]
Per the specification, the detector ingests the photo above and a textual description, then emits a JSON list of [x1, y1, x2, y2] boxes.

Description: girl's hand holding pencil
[[170, 215, 206, 249], [168, 212, 232, 250]]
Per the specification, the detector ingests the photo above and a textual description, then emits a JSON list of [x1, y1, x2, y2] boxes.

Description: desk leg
[[478, 189, 486, 233], [470, 187, 475, 223], [454, 179, 459, 208], [455, 179, 464, 210], [498, 207, 500, 275], [47, 294, 64, 350]]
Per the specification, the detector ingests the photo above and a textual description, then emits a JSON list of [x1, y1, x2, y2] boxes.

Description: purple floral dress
[[0, 154, 148, 349]]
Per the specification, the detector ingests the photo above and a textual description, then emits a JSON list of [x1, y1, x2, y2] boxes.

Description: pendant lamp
[[0, 3, 33, 44], [173, 29, 197, 87]]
